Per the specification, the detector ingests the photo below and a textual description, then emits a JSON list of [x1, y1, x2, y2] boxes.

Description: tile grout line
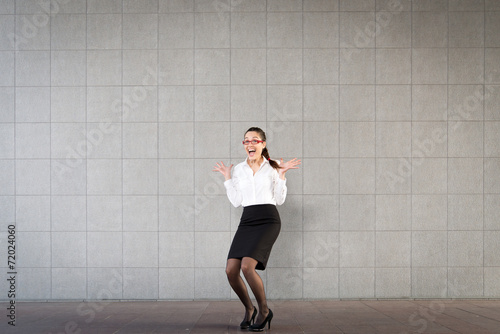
[[192, 2, 196, 300], [410, 0, 413, 298], [337, 2, 341, 300], [264, 0, 268, 295], [84, 0, 88, 300], [374, 0, 377, 299], [120, 0, 124, 300], [446, 1, 449, 298], [301, 0, 304, 300], [13, 1, 18, 298], [229, 0, 232, 301], [482, 1, 486, 297], [156, 0, 160, 300], [49, 1, 53, 300]]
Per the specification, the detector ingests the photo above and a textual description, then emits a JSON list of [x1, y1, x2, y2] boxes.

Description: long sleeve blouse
[[223, 158, 287, 208]]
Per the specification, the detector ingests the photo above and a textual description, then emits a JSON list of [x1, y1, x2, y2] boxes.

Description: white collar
[[244, 157, 268, 170]]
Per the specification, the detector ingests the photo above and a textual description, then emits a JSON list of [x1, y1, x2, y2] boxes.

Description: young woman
[[213, 127, 301, 331]]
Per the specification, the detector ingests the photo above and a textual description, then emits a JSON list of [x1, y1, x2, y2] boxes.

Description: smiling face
[[244, 131, 266, 160]]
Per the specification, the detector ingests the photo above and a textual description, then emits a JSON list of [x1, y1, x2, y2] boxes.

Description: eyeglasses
[[242, 140, 264, 145]]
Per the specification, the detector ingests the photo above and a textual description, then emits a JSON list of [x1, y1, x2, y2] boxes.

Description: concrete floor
[[1, 299, 499, 333]]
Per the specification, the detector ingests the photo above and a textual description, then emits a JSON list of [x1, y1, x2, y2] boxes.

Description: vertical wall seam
[[337, 3, 341, 299], [446, 2, 450, 298], [301, 0, 304, 300], [156, 0, 160, 300], [13, 0, 18, 298], [228, 0, 232, 301], [121, 0, 124, 300], [373, 0, 377, 299], [49, 1, 53, 300], [84, 0, 88, 300], [192, 2, 196, 300], [409, 0, 414, 298], [482, 1, 486, 297]]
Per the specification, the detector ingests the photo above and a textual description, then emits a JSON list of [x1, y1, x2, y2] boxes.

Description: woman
[[213, 127, 301, 331]]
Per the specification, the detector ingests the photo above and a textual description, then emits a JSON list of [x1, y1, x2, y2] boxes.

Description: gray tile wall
[[0, 0, 499, 300]]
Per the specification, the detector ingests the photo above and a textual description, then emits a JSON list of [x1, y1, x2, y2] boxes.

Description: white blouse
[[223, 158, 287, 208]]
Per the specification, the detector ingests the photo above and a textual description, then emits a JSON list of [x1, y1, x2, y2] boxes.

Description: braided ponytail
[[245, 127, 282, 171]]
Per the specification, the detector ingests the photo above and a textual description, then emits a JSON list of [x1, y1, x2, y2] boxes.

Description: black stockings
[[226, 257, 270, 324]]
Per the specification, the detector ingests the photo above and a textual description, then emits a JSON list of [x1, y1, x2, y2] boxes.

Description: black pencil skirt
[[227, 204, 281, 271]]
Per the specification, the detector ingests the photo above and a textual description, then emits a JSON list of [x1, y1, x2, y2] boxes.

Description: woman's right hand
[[213, 161, 233, 181]]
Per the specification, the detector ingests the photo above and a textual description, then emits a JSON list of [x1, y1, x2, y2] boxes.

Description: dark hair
[[245, 127, 281, 170]]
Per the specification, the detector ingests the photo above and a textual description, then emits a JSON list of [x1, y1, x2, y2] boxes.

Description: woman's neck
[[247, 156, 264, 167]]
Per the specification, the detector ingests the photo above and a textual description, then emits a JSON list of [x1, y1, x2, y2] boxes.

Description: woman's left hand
[[278, 158, 301, 178]]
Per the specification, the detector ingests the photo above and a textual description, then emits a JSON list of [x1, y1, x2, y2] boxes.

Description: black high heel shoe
[[249, 308, 273, 332], [240, 306, 257, 329]]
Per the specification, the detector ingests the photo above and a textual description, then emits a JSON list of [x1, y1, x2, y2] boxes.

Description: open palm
[[213, 161, 233, 180], [279, 158, 301, 176]]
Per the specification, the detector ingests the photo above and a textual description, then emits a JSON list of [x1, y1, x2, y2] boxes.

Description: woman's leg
[[226, 258, 255, 320], [241, 257, 269, 324]]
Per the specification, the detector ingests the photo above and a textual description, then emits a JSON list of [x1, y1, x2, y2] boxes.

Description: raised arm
[[213, 161, 242, 207], [213, 161, 233, 181], [274, 158, 301, 205], [278, 158, 301, 180]]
